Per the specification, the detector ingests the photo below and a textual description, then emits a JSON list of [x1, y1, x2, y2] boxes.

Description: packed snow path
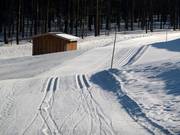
[[0, 31, 180, 135], [0, 44, 152, 135], [39, 77, 60, 135], [0, 75, 148, 135], [0, 31, 179, 80], [50, 75, 149, 135], [40, 45, 148, 77]]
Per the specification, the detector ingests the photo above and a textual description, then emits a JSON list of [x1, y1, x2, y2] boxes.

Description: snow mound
[[112, 59, 180, 134], [135, 38, 180, 64]]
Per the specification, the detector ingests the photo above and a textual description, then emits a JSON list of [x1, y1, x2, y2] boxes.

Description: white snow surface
[[0, 31, 180, 135], [0, 43, 32, 59], [56, 33, 80, 41]]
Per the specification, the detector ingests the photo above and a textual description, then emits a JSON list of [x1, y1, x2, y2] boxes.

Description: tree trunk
[[16, 0, 20, 44], [95, 0, 100, 36], [4, 26, 8, 44]]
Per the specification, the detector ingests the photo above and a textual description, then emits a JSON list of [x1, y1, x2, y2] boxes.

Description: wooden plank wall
[[33, 34, 77, 55], [66, 42, 77, 51]]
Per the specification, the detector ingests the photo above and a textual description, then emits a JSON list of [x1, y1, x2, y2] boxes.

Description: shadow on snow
[[142, 61, 180, 96], [151, 38, 180, 52], [90, 69, 173, 135]]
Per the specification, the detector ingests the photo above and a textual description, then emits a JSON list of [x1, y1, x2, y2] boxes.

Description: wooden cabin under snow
[[32, 33, 79, 55]]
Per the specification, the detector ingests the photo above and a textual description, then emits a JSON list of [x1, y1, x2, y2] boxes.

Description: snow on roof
[[56, 33, 79, 41]]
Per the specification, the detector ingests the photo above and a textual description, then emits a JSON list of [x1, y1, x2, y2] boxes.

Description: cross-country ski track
[[1, 31, 180, 135]]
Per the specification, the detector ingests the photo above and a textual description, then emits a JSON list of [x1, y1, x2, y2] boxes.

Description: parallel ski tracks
[[39, 77, 60, 135], [75, 74, 116, 135], [22, 41, 150, 135], [22, 77, 61, 135], [112, 45, 149, 68], [109, 44, 175, 135]]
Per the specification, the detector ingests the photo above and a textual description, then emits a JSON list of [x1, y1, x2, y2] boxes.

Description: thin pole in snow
[[111, 25, 117, 69], [165, 24, 169, 43], [166, 29, 168, 43]]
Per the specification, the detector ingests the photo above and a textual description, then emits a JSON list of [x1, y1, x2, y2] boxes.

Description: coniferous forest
[[0, 0, 180, 44]]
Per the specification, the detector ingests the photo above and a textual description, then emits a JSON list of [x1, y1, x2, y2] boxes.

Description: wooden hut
[[32, 33, 79, 55]]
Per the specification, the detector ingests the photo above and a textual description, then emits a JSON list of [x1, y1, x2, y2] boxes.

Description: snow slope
[[112, 37, 180, 134], [112, 59, 180, 134], [39, 31, 180, 77], [0, 31, 180, 135]]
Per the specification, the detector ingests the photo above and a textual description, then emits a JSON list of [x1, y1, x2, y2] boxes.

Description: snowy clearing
[[0, 31, 180, 135]]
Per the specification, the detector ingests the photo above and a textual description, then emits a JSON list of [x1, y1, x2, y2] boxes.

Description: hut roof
[[56, 33, 79, 42], [33, 32, 80, 42]]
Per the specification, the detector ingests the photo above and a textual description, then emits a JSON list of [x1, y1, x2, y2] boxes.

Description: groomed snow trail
[[76, 74, 116, 135], [52, 75, 150, 135], [39, 77, 60, 135], [40, 44, 149, 77], [27, 36, 152, 135], [108, 43, 175, 135], [0, 78, 45, 135], [22, 77, 61, 135], [1, 32, 180, 135], [112, 45, 149, 68], [0, 41, 153, 135], [52, 75, 116, 135]]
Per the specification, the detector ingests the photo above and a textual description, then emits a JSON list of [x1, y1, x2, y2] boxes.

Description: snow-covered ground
[[0, 31, 180, 135], [0, 32, 150, 59], [0, 43, 32, 59]]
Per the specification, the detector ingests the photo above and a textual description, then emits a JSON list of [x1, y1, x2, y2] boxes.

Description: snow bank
[[135, 38, 180, 64], [113, 59, 180, 134], [0, 44, 32, 59]]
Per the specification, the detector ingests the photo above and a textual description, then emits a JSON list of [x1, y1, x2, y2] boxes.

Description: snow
[[112, 59, 180, 134], [0, 50, 85, 80], [0, 43, 32, 59], [0, 32, 151, 59], [0, 31, 180, 135], [56, 33, 80, 41], [0, 77, 45, 134], [134, 39, 180, 64]]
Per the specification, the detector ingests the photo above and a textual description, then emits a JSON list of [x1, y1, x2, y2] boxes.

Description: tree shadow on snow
[[157, 69, 180, 96], [154, 66, 180, 96], [151, 38, 180, 52], [90, 69, 173, 135]]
